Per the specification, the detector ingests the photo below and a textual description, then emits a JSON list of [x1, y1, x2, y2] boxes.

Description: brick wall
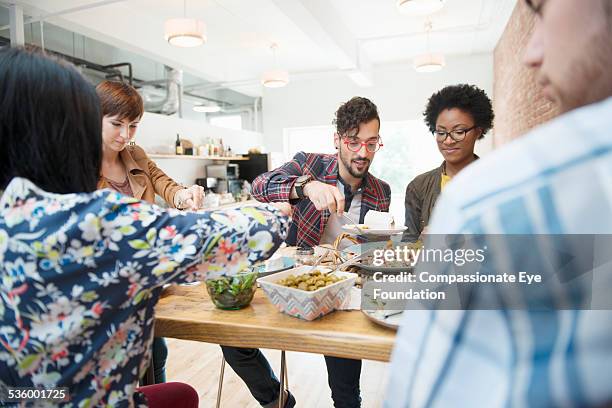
[[492, 0, 559, 147]]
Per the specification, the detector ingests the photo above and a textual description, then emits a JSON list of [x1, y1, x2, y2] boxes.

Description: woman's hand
[[174, 185, 205, 210], [271, 202, 293, 218]]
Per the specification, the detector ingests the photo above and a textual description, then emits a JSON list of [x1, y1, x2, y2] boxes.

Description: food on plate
[[276, 269, 346, 291], [344, 224, 369, 229], [363, 211, 395, 228]]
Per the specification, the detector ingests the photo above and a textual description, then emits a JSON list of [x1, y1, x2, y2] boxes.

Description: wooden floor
[[165, 338, 389, 407]]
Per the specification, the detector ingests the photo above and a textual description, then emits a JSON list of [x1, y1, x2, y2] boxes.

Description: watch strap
[[295, 175, 312, 199]]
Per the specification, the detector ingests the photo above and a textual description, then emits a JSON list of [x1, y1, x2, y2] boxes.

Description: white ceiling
[[7, 0, 517, 96]]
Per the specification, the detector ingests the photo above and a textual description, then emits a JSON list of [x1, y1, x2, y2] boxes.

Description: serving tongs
[[323, 247, 377, 276]]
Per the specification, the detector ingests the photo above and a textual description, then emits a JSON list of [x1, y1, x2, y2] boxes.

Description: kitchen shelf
[[148, 153, 247, 161]]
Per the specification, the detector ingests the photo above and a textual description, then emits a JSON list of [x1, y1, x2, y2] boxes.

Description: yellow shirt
[[441, 173, 452, 190]]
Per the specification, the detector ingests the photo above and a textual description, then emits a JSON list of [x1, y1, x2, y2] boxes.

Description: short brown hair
[[96, 80, 143, 121]]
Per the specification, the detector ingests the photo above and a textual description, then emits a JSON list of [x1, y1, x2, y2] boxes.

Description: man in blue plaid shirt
[[386, 0, 612, 407]]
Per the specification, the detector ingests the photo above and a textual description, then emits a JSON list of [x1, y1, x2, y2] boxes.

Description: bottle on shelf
[[219, 138, 225, 157], [175, 134, 183, 155], [206, 137, 213, 156], [227, 146, 233, 157]]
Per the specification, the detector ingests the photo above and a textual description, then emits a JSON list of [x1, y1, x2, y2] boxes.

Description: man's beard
[[340, 152, 370, 179], [559, 28, 612, 112]]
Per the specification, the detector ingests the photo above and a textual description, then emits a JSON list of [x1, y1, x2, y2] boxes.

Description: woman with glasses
[[403, 84, 494, 241]]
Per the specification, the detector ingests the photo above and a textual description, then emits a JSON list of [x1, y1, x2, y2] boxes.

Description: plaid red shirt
[[252, 152, 391, 247]]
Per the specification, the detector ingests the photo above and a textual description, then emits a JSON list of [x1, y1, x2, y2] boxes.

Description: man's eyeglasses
[[433, 126, 476, 142], [342, 137, 383, 153]]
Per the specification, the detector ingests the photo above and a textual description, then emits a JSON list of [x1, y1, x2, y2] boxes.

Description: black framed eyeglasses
[[433, 126, 477, 142], [342, 136, 383, 153]]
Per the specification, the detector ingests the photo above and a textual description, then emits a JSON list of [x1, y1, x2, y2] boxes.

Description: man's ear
[[334, 132, 340, 150]]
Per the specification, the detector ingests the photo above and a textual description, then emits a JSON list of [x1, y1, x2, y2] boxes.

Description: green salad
[[205, 271, 258, 310]]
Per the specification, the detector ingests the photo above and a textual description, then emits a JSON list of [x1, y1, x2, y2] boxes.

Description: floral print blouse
[[0, 178, 289, 407]]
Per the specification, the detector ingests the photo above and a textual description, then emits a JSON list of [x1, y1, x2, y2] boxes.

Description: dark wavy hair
[[423, 84, 494, 139], [333, 96, 380, 136], [0, 47, 102, 193]]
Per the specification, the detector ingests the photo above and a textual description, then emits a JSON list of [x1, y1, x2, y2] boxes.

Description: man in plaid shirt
[[222, 97, 391, 408]]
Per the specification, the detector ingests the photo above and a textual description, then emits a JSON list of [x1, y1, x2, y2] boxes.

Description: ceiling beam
[[8, 4, 25, 46], [0, 0, 127, 31], [270, 0, 373, 87]]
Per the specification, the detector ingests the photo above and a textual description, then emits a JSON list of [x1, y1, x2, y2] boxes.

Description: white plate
[[250, 256, 296, 277], [362, 309, 403, 330], [341, 224, 407, 236]]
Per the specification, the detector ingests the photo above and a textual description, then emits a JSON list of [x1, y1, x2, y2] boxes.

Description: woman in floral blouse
[[0, 47, 289, 408]]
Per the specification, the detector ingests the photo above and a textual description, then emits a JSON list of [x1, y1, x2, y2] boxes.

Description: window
[[283, 125, 334, 161], [282, 121, 442, 226], [209, 114, 242, 130]]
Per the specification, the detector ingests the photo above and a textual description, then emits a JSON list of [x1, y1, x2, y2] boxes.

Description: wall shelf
[[148, 154, 247, 161]]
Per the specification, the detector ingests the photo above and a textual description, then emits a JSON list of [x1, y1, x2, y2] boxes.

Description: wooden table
[[154, 283, 396, 362]]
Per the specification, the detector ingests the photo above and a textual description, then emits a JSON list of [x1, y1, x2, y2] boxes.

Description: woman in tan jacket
[[96, 80, 204, 384], [96, 80, 203, 209]]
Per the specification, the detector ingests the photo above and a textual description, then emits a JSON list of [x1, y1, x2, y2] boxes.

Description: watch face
[[297, 175, 311, 184]]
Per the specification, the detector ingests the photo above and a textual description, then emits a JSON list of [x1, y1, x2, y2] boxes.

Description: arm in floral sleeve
[[251, 152, 308, 203], [97, 191, 290, 287]]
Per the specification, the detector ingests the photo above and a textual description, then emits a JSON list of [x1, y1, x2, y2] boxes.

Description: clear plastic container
[[295, 246, 315, 266]]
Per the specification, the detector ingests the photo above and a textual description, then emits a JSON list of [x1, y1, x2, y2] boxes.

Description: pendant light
[[165, 0, 206, 47], [261, 44, 289, 88], [413, 21, 445, 73]]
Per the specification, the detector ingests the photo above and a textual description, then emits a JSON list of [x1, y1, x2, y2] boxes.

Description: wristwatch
[[294, 174, 313, 199]]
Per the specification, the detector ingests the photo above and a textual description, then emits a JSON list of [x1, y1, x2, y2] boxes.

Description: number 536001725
[[3, 387, 68, 402]]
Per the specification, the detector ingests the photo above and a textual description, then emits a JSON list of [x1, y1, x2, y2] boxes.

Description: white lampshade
[[164, 18, 206, 47], [413, 53, 445, 72], [261, 69, 289, 88], [193, 104, 221, 113], [397, 0, 445, 16]]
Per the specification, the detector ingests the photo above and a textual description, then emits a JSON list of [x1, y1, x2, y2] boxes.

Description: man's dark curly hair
[[424, 84, 494, 139], [333, 96, 380, 136]]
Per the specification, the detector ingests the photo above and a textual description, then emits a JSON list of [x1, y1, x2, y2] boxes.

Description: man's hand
[[303, 180, 345, 214]]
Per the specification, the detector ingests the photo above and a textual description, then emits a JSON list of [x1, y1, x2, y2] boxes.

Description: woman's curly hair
[[424, 84, 494, 139], [333, 96, 380, 136]]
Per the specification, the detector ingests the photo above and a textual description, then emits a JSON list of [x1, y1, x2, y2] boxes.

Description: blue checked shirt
[[385, 97, 612, 408]]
